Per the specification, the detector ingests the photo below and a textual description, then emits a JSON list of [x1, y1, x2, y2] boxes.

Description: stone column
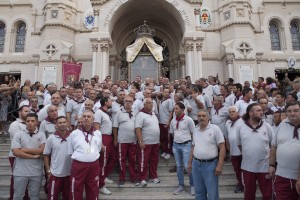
[[109, 56, 116, 81], [100, 43, 109, 82], [194, 9, 201, 28], [91, 43, 98, 77], [93, 10, 99, 30], [195, 38, 204, 79], [226, 53, 234, 79], [32, 54, 40, 82], [184, 43, 194, 79]]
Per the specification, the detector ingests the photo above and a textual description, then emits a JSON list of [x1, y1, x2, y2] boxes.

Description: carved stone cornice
[[256, 52, 263, 64], [93, 10, 100, 16], [91, 0, 111, 5], [39, 22, 93, 33], [184, 43, 194, 51], [194, 9, 201, 15], [91, 44, 98, 52], [184, 0, 203, 4]]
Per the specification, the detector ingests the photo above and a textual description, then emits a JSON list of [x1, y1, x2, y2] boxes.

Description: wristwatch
[[138, 141, 143, 144], [47, 170, 51, 173]]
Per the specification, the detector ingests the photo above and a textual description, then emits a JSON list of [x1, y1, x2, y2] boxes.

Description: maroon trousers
[[242, 170, 272, 200], [8, 157, 29, 200], [274, 175, 300, 200], [70, 160, 100, 200], [137, 144, 160, 181], [159, 124, 172, 154], [99, 134, 113, 188], [48, 175, 70, 200], [231, 155, 243, 188], [118, 143, 137, 182]]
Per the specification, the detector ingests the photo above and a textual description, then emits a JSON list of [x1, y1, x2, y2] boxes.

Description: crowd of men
[[1, 74, 300, 200]]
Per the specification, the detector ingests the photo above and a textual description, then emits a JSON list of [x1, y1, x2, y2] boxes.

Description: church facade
[[0, 0, 299, 86]]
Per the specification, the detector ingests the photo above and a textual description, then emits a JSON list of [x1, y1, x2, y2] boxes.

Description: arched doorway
[[108, 0, 185, 81]]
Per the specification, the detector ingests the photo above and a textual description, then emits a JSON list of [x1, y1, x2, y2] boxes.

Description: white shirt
[[158, 98, 174, 124], [8, 118, 27, 157], [113, 109, 136, 143], [135, 111, 160, 144], [234, 99, 254, 117], [39, 119, 56, 138], [193, 123, 225, 160], [68, 129, 102, 162], [224, 118, 243, 156], [186, 95, 205, 121], [272, 119, 300, 180], [210, 106, 228, 135], [38, 104, 66, 122], [169, 115, 194, 143], [94, 109, 112, 135]]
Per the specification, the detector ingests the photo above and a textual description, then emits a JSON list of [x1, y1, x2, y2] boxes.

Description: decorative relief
[[51, 10, 59, 19], [236, 9, 245, 17], [93, 10, 100, 16], [185, 43, 194, 51], [100, 44, 109, 52], [199, 7, 212, 29], [44, 44, 58, 57], [64, 12, 72, 21], [237, 42, 252, 56], [91, 44, 98, 52], [224, 10, 231, 21], [194, 9, 201, 15], [196, 42, 203, 51]]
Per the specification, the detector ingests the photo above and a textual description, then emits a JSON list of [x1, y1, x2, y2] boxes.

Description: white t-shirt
[[113, 109, 137, 143], [39, 120, 56, 138], [236, 121, 274, 173], [223, 93, 235, 107], [131, 99, 143, 115], [272, 119, 300, 180], [186, 95, 205, 121], [68, 129, 102, 162], [8, 118, 27, 157], [234, 99, 254, 117], [192, 123, 225, 159], [38, 104, 66, 122], [169, 115, 194, 143], [224, 118, 243, 156], [94, 109, 112, 135], [43, 133, 72, 177], [67, 98, 86, 125], [158, 98, 174, 124], [210, 106, 228, 135], [135, 111, 160, 144]]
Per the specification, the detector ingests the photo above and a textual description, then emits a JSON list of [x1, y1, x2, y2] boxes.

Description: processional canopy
[[126, 21, 163, 62]]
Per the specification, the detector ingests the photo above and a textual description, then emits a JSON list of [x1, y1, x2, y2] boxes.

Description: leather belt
[[174, 140, 191, 145], [193, 156, 217, 162]]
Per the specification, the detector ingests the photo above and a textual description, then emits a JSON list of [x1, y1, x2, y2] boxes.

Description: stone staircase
[[0, 132, 262, 200]]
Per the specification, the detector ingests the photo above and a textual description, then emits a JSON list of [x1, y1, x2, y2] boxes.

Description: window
[[269, 21, 281, 51], [290, 20, 300, 51], [0, 21, 5, 53], [15, 22, 26, 52]]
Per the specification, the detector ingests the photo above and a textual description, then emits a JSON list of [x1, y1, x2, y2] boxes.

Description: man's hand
[[32, 155, 40, 159], [215, 164, 223, 176], [187, 162, 192, 175], [113, 140, 118, 148], [139, 142, 145, 149], [268, 166, 275, 178]]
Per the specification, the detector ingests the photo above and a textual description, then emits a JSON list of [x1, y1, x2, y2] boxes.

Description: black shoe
[[234, 185, 244, 193], [169, 166, 176, 173]]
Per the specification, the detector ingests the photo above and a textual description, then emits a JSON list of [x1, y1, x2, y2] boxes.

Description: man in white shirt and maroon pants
[[269, 101, 300, 200], [68, 110, 102, 200], [236, 103, 274, 200], [135, 98, 161, 186]]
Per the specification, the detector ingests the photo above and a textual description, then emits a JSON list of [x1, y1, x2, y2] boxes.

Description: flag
[[62, 60, 82, 86]]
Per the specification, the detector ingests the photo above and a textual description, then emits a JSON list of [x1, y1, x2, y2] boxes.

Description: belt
[[174, 140, 191, 145], [193, 156, 217, 162]]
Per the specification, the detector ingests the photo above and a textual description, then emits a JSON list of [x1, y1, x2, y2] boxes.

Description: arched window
[[269, 21, 281, 51], [0, 21, 5, 53], [15, 22, 26, 52], [290, 20, 300, 51]]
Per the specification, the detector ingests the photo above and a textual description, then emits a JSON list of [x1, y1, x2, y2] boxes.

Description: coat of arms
[[199, 7, 212, 29]]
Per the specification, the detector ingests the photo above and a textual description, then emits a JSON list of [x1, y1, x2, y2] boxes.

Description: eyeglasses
[[30, 100, 38, 103], [125, 100, 133, 103]]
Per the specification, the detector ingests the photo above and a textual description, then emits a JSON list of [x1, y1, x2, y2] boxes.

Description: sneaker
[[105, 177, 114, 184], [234, 185, 244, 193], [141, 180, 147, 187], [118, 181, 125, 187], [173, 186, 185, 195], [169, 166, 177, 173], [150, 178, 160, 184], [160, 152, 167, 158], [164, 154, 171, 160], [190, 186, 195, 196], [100, 187, 111, 195], [133, 180, 140, 186]]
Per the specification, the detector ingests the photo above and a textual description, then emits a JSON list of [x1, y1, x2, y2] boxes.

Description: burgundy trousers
[[70, 160, 100, 200], [118, 143, 137, 182], [159, 124, 172, 154], [242, 170, 272, 200], [274, 175, 300, 200], [8, 157, 29, 200], [99, 134, 113, 188], [231, 155, 243, 188], [137, 144, 160, 181], [48, 175, 70, 200]]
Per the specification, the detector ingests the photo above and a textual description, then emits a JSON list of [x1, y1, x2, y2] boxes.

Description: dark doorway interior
[[275, 69, 300, 82]]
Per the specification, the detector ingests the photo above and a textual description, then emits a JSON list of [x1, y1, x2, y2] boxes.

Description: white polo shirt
[[224, 118, 243, 156], [111, 101, 123, 120], [135, 111, 160, 144], [12, 129, 46, 176], [67, 98, 86, 125], [169, 115, 194, 143], [236, 121, 274, 173], [234, 99, 254, 117], [272, 119, 300, 180], [94, 109, 112, 135], [158, 98, 174, 124], [186, 95, 205, 121], [210, 106, 228, 135], [113, 109, 136, 143], [43, 133, 72, 177], [39, 119, 56, 138], [38, 104, 66, 122], [68, 129, 102, 162], [8, 118, 27, 157], [270, 104, 285, 112], [262, 110, 274, 126], [223, 93, 235, 107], [202, 85, 214, 99], [131, 99, 143, 115], [192, 123, 225, 160]]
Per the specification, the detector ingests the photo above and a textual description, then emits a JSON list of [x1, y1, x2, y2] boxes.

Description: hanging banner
[[62, 60, 82, 86]]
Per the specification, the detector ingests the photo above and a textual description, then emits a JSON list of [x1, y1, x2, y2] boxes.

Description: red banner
[[62, 60, 82, 86]]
